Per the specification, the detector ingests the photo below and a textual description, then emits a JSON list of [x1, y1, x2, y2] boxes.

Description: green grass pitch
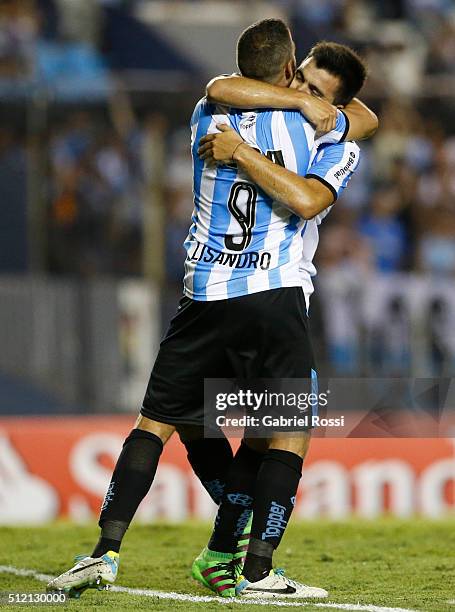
[[0, 520, 454, 611]]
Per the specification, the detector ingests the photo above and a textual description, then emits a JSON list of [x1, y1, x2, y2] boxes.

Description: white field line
[[0, 565, 417, 612]]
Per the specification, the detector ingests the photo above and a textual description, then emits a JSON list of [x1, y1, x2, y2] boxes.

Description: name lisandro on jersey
[[189, 241, 272, 270]]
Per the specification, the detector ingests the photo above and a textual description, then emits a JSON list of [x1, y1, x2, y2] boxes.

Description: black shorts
[[141, 286, 316, 426]]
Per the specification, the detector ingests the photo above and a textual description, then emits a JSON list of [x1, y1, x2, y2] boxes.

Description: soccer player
[[191, 40, 370, 600], [47, 19, 375, 599], [199, 39, 371, 312]]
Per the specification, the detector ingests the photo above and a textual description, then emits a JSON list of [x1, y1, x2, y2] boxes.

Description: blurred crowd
[[0, 0, 103, 84], [0, 0, 454, 282], [318, 101, 455, 278], [47, 109, 145, 276], [290, 1, 455, 98], [0, 0, 454, 393]]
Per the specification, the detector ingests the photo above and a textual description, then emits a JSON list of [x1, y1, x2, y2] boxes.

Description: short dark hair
[[237, 19, 294, 83], [306, 42, 367, 105]]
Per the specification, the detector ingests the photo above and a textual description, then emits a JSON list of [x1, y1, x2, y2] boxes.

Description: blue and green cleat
[[191, 512, 252, 595], [191, 548, 237, 597]]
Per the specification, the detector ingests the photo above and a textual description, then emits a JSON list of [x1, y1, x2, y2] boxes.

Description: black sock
[[92, 428, 163, 557], [92, 536, 121, 556], [242, 545, 273, 581], [183, 437, 233, 504], [92, 520, 127, 555], [243, 449, 303, 582], [208, 442, 264, 554]]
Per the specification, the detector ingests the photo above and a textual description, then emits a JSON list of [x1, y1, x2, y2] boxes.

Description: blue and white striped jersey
[[300, 140, 361, 304], [184, 99, 348, 301]]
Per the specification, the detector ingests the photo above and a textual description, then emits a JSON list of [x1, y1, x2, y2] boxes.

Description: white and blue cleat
[[46, 551, 119, 598], [236, 568, 328, 599]]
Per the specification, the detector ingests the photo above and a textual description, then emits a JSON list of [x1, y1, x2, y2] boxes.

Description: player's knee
[[268, 433, 311, 459], [134, 414, 175, 444]]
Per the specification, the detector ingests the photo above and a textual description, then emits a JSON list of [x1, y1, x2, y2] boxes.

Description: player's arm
[[199, 125, 333, 220], [235, 147, 332, 219], [342, 98, 377, 141], [206, 75, 377, 141]]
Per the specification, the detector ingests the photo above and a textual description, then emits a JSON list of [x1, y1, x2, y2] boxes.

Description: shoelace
[[233, 557, 244, 577], [213, 559, 238, 580], [274, 568, 301, 588]]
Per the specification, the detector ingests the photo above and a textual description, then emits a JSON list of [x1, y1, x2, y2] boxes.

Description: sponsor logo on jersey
[[333, 151, 357, 181], [240, 114, 257, 130]]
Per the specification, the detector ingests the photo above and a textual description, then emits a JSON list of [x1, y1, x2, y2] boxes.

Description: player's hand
[[198, 124, 245, 164], [298, 93, 338, 137]]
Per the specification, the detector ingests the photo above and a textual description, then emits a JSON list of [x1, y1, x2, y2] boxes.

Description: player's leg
[[46, 415, 174, 597], [47, 296, 230, 596], [99, 296, 227, 548], [207, 439, 266, 553], [241, 433, 310, 581], [180, 425, 255, 562], [91, 415, 175, 558], [177, 422, 259, 594], [204, 437, 268, 550], [179, 425, 234, 505], [233, 287, 327, 598], [235, 433, 328, 598], [94, 420, 240, 559], [191, 438, 266, 593], [198, 291, 288, 562], [47, 425, 239, 597]]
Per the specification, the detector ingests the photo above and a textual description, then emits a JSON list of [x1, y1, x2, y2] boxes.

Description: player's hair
[[236, 19, 294, 83], [306, 42, 367, 105]]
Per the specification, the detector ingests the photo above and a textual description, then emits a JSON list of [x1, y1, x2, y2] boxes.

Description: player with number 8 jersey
[[184, 101, 348, 301]]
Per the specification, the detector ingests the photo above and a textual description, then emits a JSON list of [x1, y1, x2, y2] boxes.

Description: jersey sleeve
[[314, 110, 349, 146], [305, 141, 360, 201]]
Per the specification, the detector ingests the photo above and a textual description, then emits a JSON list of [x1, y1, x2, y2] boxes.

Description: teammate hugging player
[[47, 19, 377, 600]]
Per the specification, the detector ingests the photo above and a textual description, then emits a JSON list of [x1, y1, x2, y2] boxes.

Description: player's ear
[[284, 59, 295, 82]]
